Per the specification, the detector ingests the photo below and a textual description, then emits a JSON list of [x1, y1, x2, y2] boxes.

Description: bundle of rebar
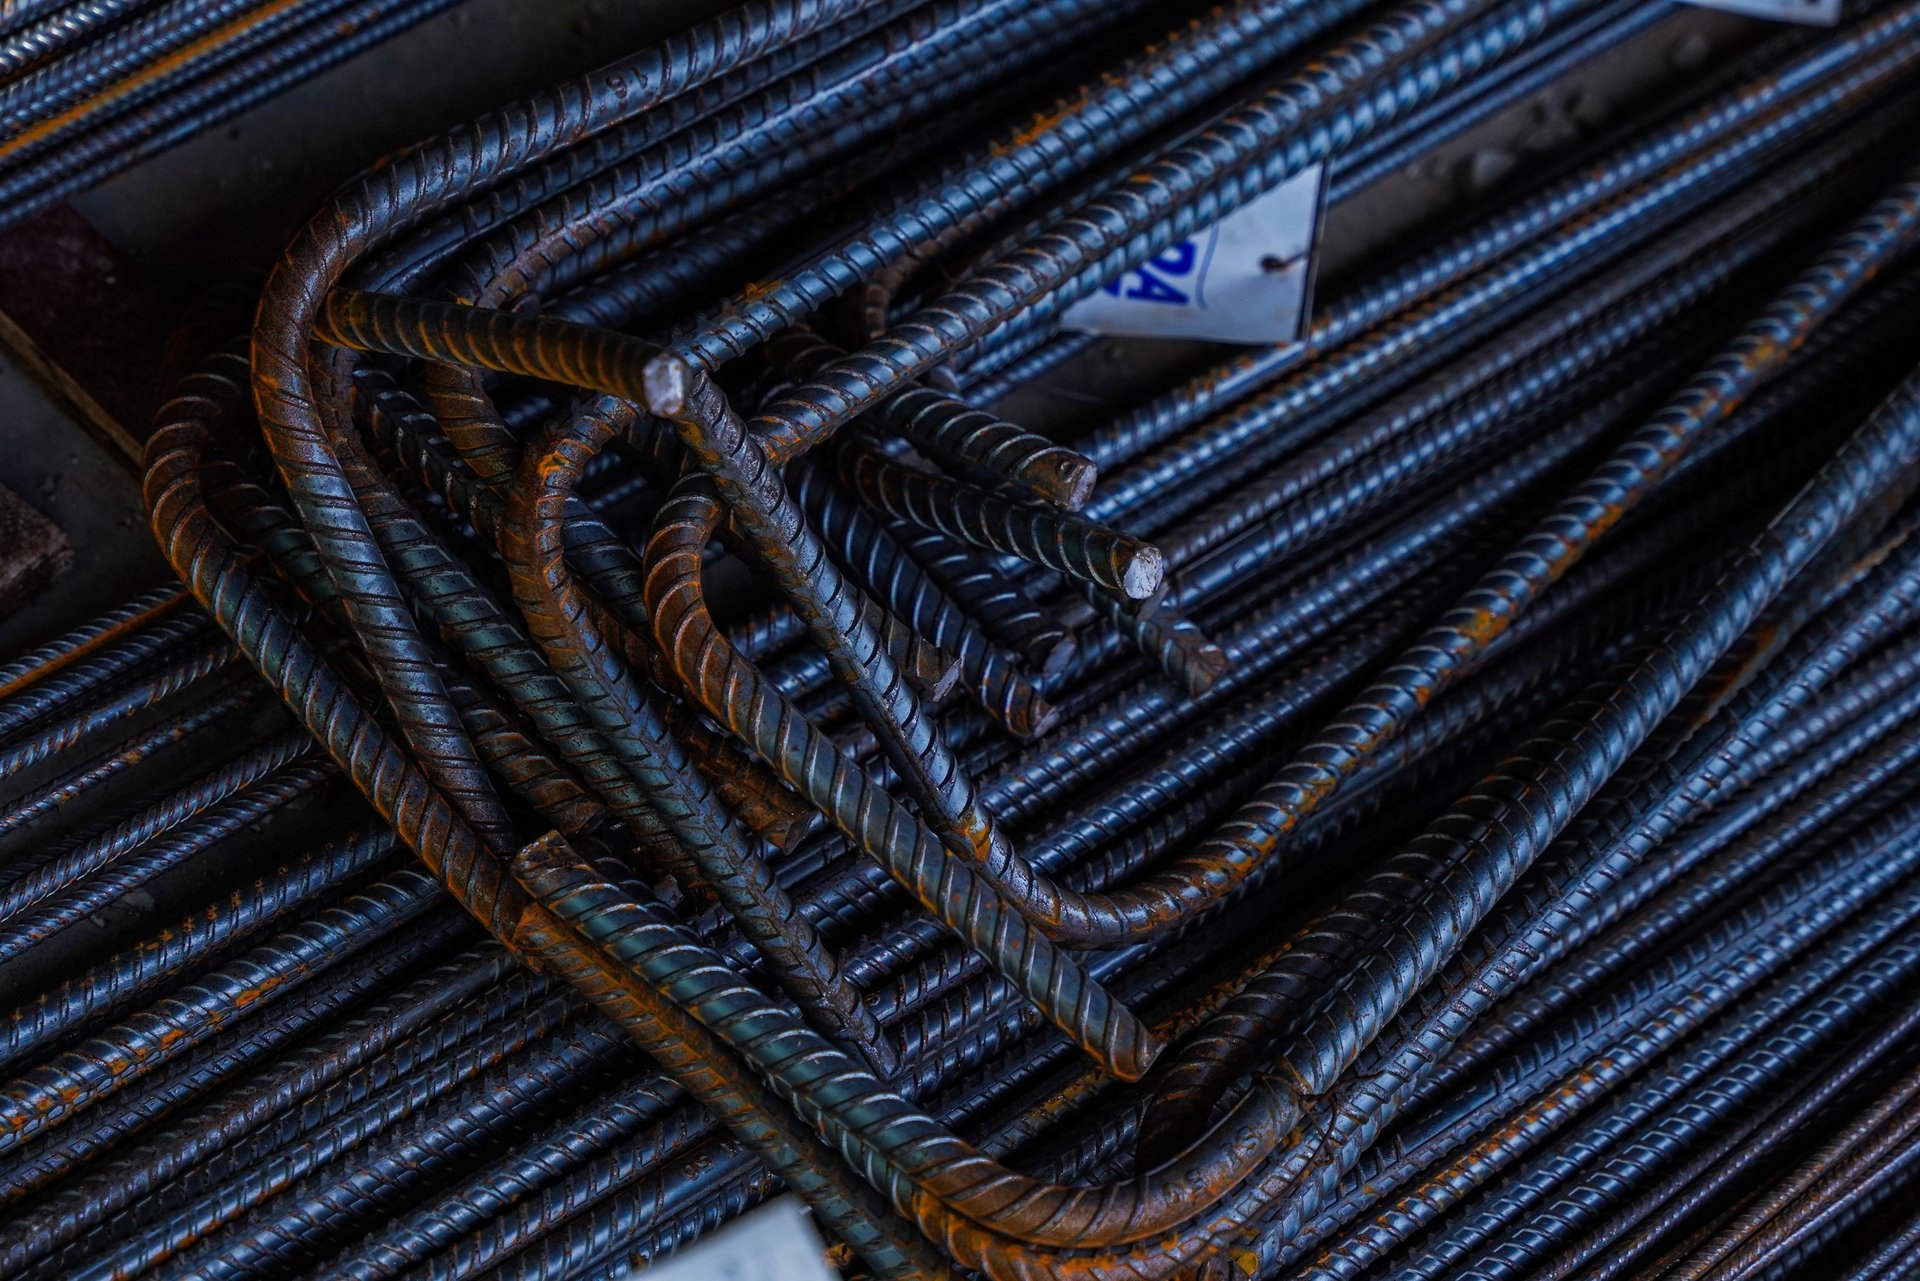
[[0, 0, 470, 229], [7, 0, 1920, 1277]]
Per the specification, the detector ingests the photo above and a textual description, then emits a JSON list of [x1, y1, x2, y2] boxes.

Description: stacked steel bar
[[4, 0, 1920, 1277], [0, 0, 472, 229]]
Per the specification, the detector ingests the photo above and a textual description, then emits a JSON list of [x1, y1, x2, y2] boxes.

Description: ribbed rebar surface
[[0, 0, 471, 225], [7, 1, 1920, 1278]]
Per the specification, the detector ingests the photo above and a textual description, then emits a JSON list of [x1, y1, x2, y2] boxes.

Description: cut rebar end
[[1122, 545, 1166, 600], [643, 353, 696, 417], [1036, 451, 1099, 511]]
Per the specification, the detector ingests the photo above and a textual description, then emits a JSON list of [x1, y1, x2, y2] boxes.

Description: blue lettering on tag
[[1104, 241, 1201, 306], [1064, 161, 1323, 345]]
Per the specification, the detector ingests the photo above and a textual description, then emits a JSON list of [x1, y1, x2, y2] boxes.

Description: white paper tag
[[625, 1197, 840, 1281], [1682, 0, 1839, 23], [1063, 163, 1325, 346]]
